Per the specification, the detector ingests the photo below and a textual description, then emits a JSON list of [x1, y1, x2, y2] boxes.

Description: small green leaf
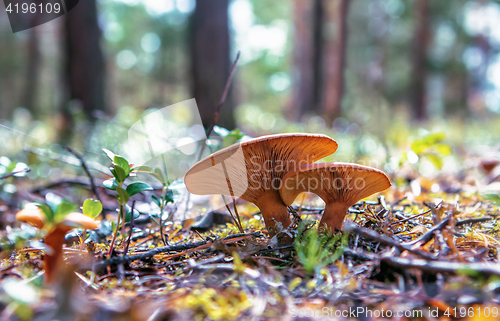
[[126, 182, 153, 197], [457, 267, 481, 277], [149, 215, 160, 226], [425, 153, 443, 169], [482, 192, 500, 204], [82, 199, 103, 218], [6, 161, 16, 172], [151, 195, 161, 207], [36, 203, 53, 222], [164, 189, 174, 204], [151, 168, 166, 185], [55, 200, 76, 218], [124, 204, 140, 222], [113, 164, 127, 183], [113, 155, 130, 176], [223, 129, 244, 147], [110, 220, 117, 233], [116, 186, 129, 203], [423, 132, 446, 145], [411, 141, 426, 155], [103, 178, 117, 190], [102, 148, 115, 161], [434, 144, 452, 156], [131, 165, 153, 173]]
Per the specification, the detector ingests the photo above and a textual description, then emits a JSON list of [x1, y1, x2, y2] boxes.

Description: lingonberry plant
[[102, 149, 153, 257]]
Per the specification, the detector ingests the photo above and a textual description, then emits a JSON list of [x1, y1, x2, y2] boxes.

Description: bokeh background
[[1, 0, 500, 186]]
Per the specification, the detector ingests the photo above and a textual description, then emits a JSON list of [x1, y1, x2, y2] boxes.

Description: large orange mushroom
[[184, 133, 338, 235], [16, 206, 99, 284], [280, 163, 391, 233]]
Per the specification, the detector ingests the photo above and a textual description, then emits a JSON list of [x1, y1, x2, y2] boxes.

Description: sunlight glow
[[116, 50, 137, 70], [143, 0, 175, 15]]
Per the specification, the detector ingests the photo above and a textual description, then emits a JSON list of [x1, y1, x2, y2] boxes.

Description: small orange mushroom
[[184, 133, 338, 236], [280, 163, 391, 233], [15, 206, 45, 229], [16, 206, 99, 284]]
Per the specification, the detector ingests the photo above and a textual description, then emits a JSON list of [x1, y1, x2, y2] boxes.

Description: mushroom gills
[[280, 162, 392, 233]]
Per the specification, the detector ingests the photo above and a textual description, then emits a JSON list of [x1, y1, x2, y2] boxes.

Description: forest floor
[[1, 134, 500, 321]]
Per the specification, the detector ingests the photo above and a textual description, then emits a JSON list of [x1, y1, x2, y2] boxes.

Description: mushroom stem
[[254, 193, 291, 236], [43, 227, 69, 284], [318, 202, 350, 234]]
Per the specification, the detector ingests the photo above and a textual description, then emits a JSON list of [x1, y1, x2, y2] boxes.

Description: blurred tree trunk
[[290, 0, 349, 123], [23, 27, 41, 117], [63, 0, 106, 119], [191, 0, 234, 130], [321, 0, 349, 122], [311, 0, 324, 115], [411, 0, 429, 120], [289, 0, 317, 122]]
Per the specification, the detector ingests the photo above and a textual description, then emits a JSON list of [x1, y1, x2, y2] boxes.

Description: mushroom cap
[[16, 206, 45, 229], [61, 212, 99, 230], [16, 206, 99, 231], [184, 133, 338, 204], [280, 162, 391, 206]]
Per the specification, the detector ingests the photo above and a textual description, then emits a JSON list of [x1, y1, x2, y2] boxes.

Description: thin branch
[[343, 221, 436, 260], [196, 51, 241, 161], [124, 200, 135, 255], [342, 248, 376, 261], [31, 178, 93, 193], [0, 168, 31, 180], [456, 217, 492, 226], [221, 195, 244, 233], [66, 146, 103, 208], [31, 178, 162, 194], [91, 232, 261, 270], [389, 210, 431, 226], [185, 52, 241, 220], [403, 215, 453, 247], [26, 146, 109, 175], [381, 256, 500, 277]]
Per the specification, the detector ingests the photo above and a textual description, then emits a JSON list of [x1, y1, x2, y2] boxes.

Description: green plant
[[16, 195, 100, 283], [482, 192, 500, 204], [406, 131, 452, 169], [35, 193, 78, 229], [212, 126, 245, 149], [150, 168, 174, 245], [102, 149, 153, 257], [79, 198, 103, 251], [294, 220, 347, 275]]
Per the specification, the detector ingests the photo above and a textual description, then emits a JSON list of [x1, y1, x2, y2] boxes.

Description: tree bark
[[411, 0, 430, 120], [321, 0, 349, 122], [290, 0, 349, 122], [289, 0, 318, 122], [23, 27, 41, 116], [191, 0, 234, 130], [64, 0, 106, 118]]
